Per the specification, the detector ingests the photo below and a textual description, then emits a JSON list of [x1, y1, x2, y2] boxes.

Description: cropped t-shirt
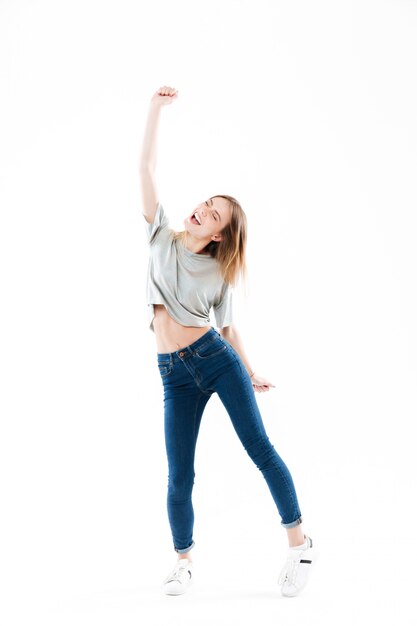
[[145, 203, 233, 332]]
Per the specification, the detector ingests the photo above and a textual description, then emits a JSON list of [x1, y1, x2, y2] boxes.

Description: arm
[[220, 324, 276, 393], [220, 324, 254, 377], [139, 86, 178, 224]]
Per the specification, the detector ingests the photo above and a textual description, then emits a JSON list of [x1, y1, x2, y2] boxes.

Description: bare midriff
[[153, 304, 212, 353]]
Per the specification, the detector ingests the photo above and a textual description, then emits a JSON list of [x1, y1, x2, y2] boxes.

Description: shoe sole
[[162, 582, 192, 595]]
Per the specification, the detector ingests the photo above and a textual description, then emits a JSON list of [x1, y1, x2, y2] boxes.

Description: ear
[[211, 233, 223, 242]]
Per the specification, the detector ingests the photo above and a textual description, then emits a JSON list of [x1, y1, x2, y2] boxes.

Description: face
[[184, 197, 232, 242]]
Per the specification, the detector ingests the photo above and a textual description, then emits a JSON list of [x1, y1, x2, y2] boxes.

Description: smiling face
[[184, 196, 232, 243]]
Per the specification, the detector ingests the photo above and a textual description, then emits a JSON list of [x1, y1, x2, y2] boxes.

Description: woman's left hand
[[250, 373, 276, 393]]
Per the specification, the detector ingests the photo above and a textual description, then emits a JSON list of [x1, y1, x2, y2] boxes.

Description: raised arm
[[139, 86, 178, 224]]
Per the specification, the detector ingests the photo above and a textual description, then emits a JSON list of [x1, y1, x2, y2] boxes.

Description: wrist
[[248, 370, 255, 379], [149, 101, 162, 113]]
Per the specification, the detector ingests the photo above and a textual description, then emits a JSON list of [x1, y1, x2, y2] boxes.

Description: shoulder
[[146, 203, 175, 245]]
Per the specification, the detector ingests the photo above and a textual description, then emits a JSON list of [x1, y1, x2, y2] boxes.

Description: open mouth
[[190, 211, 202, 225]]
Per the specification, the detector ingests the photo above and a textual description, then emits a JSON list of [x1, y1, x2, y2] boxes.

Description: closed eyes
[[205, 200, 220, 221]]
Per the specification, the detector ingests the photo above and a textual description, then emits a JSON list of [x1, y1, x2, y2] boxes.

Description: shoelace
[[278, 538, 311, 586], [165, 563, 191, 583], [278, 555, 300, 585]]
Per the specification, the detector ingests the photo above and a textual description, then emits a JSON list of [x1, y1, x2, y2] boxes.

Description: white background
[[1, 0, 416, 624]]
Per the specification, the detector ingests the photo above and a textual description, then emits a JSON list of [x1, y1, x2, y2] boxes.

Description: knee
[[245, 435, 278, 468], [167, 472, 195, 501]]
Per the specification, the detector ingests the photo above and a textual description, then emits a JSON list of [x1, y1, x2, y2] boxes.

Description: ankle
[[289, 534, 308, 548]]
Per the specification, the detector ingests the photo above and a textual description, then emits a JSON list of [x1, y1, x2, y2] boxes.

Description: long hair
[[172, 194, 247, 287]]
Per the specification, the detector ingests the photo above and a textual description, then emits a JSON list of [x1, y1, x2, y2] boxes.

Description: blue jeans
[[156, 327, 303, 554]]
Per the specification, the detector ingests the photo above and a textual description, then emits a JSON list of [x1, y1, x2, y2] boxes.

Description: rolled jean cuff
[[281, 515, 303, 529], [174, 540, 195, 554]]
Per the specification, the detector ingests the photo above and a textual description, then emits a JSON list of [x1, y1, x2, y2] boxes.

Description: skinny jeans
[[156, 327, 303, 554]]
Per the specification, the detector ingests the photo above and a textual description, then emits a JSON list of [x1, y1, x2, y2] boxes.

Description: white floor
[[3, 519, 415, 626]]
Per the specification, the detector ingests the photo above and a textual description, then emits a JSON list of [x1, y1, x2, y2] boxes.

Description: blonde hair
[[172, 194, 247, 287]]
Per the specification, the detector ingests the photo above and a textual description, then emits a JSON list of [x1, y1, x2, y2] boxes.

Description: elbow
[[220, 324, 234, 339], [139, 157, 157, 175], [139, 165, 155, 177]]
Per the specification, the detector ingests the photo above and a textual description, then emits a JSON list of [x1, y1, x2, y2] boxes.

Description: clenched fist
[[151, 85, 178, 107]]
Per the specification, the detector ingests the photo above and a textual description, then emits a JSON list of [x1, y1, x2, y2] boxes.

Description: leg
[[214, 351, 303, 538], [163, 385, 211, 559], [286, 525, 306, 547]]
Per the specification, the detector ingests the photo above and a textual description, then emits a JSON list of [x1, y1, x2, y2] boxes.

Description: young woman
[[139, 86, 317, 597]]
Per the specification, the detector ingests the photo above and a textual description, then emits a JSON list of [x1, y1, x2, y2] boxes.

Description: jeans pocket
[[157, 360, 173, 377], [194, 337, 227, 360]]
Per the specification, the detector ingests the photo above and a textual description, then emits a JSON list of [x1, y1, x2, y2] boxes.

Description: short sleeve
[[213, 283, 233, 329], [145, 202, 170, 245]]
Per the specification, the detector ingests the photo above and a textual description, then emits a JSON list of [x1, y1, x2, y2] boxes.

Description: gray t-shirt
[[145, 202, 233, 332]]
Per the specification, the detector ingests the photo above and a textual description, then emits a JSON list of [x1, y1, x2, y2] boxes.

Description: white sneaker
[[278, 535, 317, 597], [162, 558, 193, 595]]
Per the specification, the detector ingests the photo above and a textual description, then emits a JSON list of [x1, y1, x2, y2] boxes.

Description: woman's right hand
[[151, 85, 178, 107]]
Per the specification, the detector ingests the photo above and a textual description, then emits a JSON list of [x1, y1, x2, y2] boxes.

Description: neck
[[183, 232, 211, 255]]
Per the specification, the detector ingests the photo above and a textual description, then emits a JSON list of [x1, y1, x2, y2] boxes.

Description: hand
[[250, 373, 276, 393], [151, 85, 178, 107]]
